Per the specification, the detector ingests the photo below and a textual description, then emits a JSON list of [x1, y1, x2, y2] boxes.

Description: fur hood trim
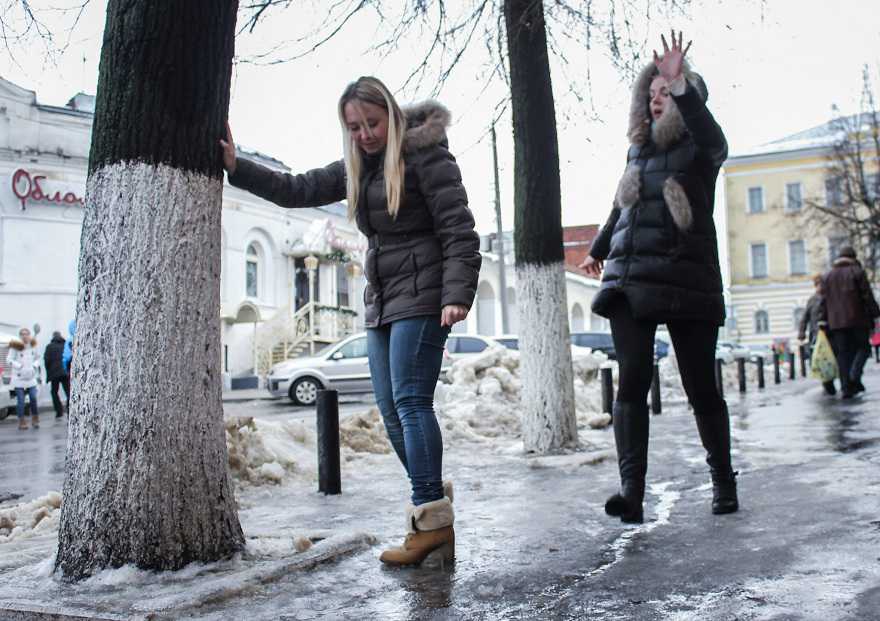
[[9, 339, 36, 351], [832, 257, 858, 268], [628, 61, 708, 149], [406, 497, 454, 533], [402, 100, 452, 152]]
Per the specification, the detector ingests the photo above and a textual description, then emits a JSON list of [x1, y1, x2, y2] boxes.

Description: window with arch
[[571, 303, 585, 332], [754, 310, 770, 334], [246, 243, 260, 298]]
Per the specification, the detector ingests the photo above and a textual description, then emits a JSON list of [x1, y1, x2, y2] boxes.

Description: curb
[[0, 531, 376, 621]]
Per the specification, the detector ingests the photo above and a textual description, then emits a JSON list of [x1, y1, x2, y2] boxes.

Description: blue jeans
[[15, 386, 39, 419], [367, 315, 449, 506]]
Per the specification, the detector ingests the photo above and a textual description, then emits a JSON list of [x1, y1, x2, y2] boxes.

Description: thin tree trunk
[[504, 0, 578, 453], [56, 0, 243, 580]]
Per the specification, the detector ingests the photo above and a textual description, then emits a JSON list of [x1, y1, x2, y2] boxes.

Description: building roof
[[728, 112, 878, 163]]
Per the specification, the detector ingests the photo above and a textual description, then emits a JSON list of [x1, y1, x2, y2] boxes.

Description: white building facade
[[0, 77, 366, 378]]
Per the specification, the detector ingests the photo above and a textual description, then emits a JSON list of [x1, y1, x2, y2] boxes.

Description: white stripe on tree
[[57, 161, 243, 578], [516, 261, 578, 453]]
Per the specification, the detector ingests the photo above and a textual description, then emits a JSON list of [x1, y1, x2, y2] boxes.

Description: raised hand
[[219, 121, 237, 175], [653, 29, 692, 82]]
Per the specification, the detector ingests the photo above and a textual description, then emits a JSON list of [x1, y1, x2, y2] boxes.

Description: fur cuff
[[615, 165, 641, 209], [406, 497, 454, 533], [443, 480, 454, 503], [663, 177, 693, 232]]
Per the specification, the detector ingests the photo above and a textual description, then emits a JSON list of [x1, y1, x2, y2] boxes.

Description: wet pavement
[[1, 365, 879, 620]]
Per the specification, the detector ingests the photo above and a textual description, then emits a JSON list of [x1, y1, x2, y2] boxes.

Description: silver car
[[267, 333, 373, 406]]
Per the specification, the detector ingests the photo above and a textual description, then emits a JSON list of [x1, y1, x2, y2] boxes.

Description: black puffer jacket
[[43, 335, 67, 381], [590, 63, 727, 325], [228, 101, 481, 328]]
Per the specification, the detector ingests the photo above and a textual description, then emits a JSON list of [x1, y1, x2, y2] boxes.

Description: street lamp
[[305, 255, 319, 354]]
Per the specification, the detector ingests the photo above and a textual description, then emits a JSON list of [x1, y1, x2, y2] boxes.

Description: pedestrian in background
[[8, 327, 41, 430], [221, 76, 480, 567], [821, 246, 880, 398], [581, 31, 737, 522], [44, 330, 70, 418], [798, 274, 835, 395]]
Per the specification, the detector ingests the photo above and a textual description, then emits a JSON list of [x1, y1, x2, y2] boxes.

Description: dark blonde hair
[[338, 77, 407, 219]]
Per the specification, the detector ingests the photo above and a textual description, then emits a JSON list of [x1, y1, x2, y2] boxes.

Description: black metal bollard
[[875, 344, 879, 363], [650, 364, 662, 415], [787, 352, 796, 380], [756, 356, 765, 389], [799, 345, 808, 378], [316, 390, 341, 495], [601, 367, 614, 416], [773, 354, 781, 384], [715, 358, 724, 400], [737, 357, 747, 394]]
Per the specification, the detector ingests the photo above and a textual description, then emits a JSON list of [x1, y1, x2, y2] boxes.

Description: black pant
[[609, 299, 724, 413], [50, 376, 70, 416], [829, 327, 871, 393]]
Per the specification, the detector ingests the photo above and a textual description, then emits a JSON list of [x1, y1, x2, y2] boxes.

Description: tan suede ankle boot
[[31, 414, 40, 429], [18, 417, 28, 431], [380, 497, 455, 567]]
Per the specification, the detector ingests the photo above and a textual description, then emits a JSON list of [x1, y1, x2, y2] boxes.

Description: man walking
[[822, 246, 880, 398], [43, 330, 70, 418], [799, 274, 836, 395]]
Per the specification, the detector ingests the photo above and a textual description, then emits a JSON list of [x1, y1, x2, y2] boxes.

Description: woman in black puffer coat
[[581, 32, 737, 522], [221, 77, 481, 566]]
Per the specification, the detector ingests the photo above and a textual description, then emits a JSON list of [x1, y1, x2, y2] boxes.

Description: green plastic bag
[[810, 330, 838, 383]]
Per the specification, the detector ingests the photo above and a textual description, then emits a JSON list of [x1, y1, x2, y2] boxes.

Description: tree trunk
[[504, 0, 578, 453], [56, 0, 243, 580]]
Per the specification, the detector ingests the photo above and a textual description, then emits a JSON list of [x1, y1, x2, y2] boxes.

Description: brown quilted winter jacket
[[821, 258, 880, 330], [228, 101, 482, 328]]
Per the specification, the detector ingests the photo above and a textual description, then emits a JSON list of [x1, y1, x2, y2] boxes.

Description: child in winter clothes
[[8, 327, 41, 429]]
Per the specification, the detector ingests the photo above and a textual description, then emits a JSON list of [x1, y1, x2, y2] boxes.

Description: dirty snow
[[0, 492, 62, 544], [226, 416, 316, 486]]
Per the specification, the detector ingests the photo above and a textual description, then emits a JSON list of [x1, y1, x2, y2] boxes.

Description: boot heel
[[423, 541, 455, 570]]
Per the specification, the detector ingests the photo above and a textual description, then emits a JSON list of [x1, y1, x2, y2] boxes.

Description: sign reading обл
[[11, 169, 85, 210]]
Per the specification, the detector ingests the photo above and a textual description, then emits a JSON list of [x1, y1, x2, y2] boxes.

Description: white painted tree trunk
[[56, 162, 243, 578], [517, 262, 578, 453]]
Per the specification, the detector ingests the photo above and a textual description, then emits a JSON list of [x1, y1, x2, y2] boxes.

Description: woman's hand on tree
[[219, 121, 237, 176], [441, 305, 468, 328], [579, 255, 604, 278], [653, 29, 691, 82]]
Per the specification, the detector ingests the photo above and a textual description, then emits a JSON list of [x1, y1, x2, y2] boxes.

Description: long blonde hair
[[338, 77, 407, 220]]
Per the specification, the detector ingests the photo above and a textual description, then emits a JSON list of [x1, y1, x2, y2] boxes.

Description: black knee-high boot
[[605, 402, 649, 523], [693, 402, 739, 514]]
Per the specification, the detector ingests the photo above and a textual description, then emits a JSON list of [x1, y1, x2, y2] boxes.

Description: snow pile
[[339, 409, 392, 456], [0, 492, 62, 544], [225, 416, 316, 486], [431, 345, 612, 448]]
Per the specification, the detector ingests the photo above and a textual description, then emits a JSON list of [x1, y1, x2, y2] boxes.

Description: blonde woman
[[220, 77, 481, 566]]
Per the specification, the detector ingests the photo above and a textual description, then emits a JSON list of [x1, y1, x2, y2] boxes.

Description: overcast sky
[[3, 0, 879, 234]]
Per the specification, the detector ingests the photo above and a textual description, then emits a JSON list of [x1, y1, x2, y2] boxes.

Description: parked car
[[748, 345, 775, 363], [0, 331, 20, 420], [445, 334, 501, 360], [717, 340, 751, 360], [493, 334, 596, 359], [267, 333, 373, 406], [570, 332, 616, 360]]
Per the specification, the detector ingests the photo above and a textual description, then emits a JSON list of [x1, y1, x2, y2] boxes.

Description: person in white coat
[[8, 327, 41, 430]]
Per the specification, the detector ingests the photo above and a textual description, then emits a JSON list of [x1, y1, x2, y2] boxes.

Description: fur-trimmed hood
[[832, 256, 859, 269], [402, 100, 452, 152], [9, 339, 36, 351], [628, 61, 708, 149]]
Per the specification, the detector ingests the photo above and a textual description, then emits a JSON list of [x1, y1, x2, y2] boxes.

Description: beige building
[[723, 121, 866, 346]]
